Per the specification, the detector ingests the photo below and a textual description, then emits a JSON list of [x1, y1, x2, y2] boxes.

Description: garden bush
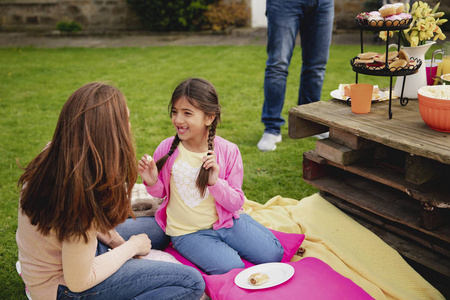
[[127, 0, 219, 31], [204, 1, 250, 32], [55, 21, 83, 32]]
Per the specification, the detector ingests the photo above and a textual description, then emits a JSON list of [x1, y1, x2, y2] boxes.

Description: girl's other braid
[[207, 121, 217, 151]]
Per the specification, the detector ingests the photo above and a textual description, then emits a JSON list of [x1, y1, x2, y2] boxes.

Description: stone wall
[[0, 0, 448, 32], [0, 0, 141, 32]]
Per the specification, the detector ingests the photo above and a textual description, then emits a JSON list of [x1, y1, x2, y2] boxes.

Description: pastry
[[368, 11, 383, 27], [354, 58, 375, 64], [340, 84, 381, 99], [384, 14, 402, 26], [248, 273, 270, 286], [357, 52, 378, 60], [389, 59, 407, 71], [376, 51, 398, 63], [393, 2, 404, 14], [398, 49, 409, 62], [357, 12, 370, 22], [384, 13, 411, 26], [379, 4, 396, 17]]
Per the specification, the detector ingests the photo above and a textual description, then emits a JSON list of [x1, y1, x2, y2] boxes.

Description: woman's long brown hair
[[18, 82, 138, 243], [156, 78, 221, 196]]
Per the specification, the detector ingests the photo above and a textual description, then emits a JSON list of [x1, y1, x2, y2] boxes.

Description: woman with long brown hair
[[16, 82, 205, 300]]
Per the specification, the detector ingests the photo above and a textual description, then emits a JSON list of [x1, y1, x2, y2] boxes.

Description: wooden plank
[[302, 153, 328, 181], [405, 154, 444, 185], [329, 127, 376, 150], [320, 191, 450, 258], [288, 100, 450, 165], [288, 113, 328, 139], [304, 173, 450, 244], [304, 150, 450, 208], [320, 192, 450, 277], [315, 138, 372, 166], [419, 202, 446, 231]]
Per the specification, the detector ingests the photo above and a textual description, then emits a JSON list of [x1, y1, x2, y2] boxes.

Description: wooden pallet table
[[288, 99, 450, 297]]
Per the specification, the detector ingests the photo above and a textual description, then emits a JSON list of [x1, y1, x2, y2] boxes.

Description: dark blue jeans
[[262, 0, 334, 134], [57, 217, 205, 300]]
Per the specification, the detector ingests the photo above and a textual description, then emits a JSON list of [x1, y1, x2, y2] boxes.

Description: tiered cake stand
[[351, 18, 421, 119]]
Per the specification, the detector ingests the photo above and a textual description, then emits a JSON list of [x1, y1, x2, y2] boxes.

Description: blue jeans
[[262, 0, 334, 134], [171, 214, 284, 275], [57, 217, 205, 300]]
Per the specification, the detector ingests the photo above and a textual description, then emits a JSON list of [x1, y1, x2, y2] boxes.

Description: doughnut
[[357, 12, 370, 22], [368, 11, 384, 26], [397, 13, 412, 25], [385, 14, 402, 26], [379, 4, 396, 17]]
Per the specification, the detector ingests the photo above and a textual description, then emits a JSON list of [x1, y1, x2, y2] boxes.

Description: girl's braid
[[155, 134, 181, 173], [168, 134, 181, 156]]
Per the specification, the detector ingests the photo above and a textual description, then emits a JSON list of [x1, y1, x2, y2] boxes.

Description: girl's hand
[[203, 150, 219, 186], [138, 154, 158, 186], [128, 234, 152, 258]]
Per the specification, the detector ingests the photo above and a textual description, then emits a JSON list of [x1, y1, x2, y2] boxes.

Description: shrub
[[204, 1, 250, 32], [127, 0, 219, 32], [56, 21, 83, 32]]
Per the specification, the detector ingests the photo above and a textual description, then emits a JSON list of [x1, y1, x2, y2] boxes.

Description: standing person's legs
[[57, 259, 205, 300], [262, 0, 301, 135], [116, 216, 170, 250], [298, 0, 334, 105]]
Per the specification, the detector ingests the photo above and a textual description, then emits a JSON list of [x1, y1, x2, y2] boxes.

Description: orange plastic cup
[[350, 83, 373, 114]]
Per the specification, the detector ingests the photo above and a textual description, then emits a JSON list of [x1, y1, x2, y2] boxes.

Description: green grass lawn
[[0, 43, 441, 299]]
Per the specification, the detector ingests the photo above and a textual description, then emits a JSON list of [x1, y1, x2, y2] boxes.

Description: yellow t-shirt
[[166, 143, 218, 236]]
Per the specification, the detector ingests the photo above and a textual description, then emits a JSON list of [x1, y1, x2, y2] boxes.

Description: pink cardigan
[[145, 136, 245, 232]]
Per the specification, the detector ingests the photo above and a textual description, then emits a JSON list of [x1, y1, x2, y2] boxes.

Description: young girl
[[16, 82, 205, 300], [139, 78, 284, 275]]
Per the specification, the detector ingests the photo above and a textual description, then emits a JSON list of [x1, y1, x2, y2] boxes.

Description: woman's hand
[[203, 150, 219, 186], [128, 234, 152, 258], [138, 154, 158, 186]]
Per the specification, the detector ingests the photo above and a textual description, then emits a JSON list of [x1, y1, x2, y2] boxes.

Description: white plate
[[330, 89, 391, 102], [234, 263, 295, 290]]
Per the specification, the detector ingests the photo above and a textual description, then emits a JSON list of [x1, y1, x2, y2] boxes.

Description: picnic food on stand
[[379, 1, 447, 48], [353, 4, 424, 119], [248, 273, 270, 286], [353, 50, 416, 72], [356, 3, 411, 28], [379, 3, 404, 18]]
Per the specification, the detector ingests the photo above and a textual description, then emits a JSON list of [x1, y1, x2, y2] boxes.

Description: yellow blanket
[[243, 193, 444, 300]]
